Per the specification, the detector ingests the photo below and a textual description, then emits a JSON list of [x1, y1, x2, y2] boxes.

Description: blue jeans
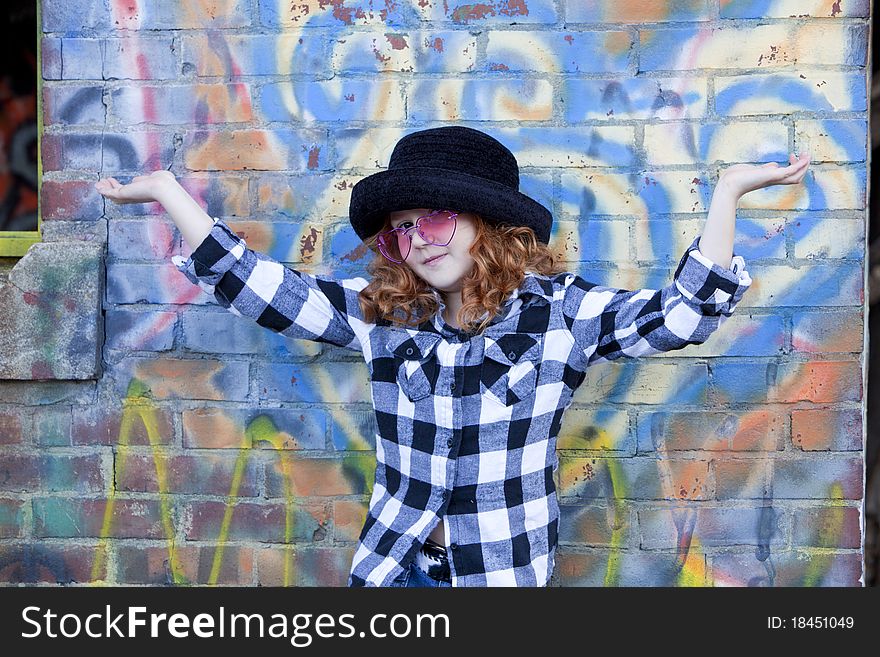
[[389, 561, 452, 588]]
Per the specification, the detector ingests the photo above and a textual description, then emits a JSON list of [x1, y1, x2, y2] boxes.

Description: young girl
[[95, 126, 810, 588]]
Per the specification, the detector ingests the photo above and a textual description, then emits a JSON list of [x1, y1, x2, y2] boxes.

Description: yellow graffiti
[[92, 377, 186, 584], [802, 483, 846, 587]]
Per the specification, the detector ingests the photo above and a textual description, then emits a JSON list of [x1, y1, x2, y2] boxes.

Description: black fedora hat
[[348, 126, 553, 244]]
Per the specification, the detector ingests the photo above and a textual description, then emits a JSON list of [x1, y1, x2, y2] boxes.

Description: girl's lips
[[424, 254, 447, 266]]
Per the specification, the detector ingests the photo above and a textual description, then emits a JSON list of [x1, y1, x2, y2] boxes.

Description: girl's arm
[[560, 152, 811, 369], [96, 172, 374, 352]]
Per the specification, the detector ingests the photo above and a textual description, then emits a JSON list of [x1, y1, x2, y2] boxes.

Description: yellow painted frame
[[0, 0, 42, 257]]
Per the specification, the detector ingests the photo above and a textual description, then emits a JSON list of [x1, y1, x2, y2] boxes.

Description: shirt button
[[508, 351, 517, 360], [449, 381, 456, 393], [446, 437, 454, 447], [450, 543, 459, 551], [406, 347, 414, 356]]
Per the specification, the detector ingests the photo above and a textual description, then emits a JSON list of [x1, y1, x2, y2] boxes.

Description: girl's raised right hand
[[94, 170, 176, 204]]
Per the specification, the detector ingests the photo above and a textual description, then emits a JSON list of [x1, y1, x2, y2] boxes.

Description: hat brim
[[349, 167, 552, 244]]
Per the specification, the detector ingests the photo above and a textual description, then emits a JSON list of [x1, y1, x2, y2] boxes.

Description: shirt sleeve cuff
[[171, 218, 247, 293], [673, 235, 753, 316]]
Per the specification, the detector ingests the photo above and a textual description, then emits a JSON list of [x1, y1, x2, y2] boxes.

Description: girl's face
[[386, 208, 477, 294]]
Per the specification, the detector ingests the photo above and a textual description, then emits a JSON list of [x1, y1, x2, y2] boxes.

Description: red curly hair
[[358, 213, 567, 334]]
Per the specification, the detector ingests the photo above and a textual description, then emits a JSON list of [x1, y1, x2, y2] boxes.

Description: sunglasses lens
[[418, 211, 456, 245], [377, 211, 457, 262], [378, 229, 411, 262]]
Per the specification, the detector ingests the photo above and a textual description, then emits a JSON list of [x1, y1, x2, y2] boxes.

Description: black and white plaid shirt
[[173, 218, 752, 587]]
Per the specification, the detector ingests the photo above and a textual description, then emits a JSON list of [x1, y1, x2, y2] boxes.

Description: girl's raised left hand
[[719, 152, 811, 198]]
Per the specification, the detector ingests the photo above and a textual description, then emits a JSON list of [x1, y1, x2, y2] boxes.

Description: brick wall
[[0, 0, 867, 586]]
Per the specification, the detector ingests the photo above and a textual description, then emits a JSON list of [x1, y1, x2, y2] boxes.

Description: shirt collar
[[428, 272, 556, 337]]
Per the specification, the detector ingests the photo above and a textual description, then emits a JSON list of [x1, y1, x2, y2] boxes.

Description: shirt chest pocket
[[480, 332, 544, 406], [385, 330, 442, 402]]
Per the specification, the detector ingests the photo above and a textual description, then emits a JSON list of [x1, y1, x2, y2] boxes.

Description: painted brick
[[251, 173, 352, 220], [137, 175, 250, 220], [42, 37, 62, 79], [572, 362, 708, 405], [547, 219, 629, 264], [182, 33, 326, 77], [720, 0, 869, 18], [108, 219, 177, 260], [791, 408, 862, 451], [111, 84, 254, 125], [332, 500, 368, 542], [710, 361, 862, 405], [713, 456, 863, 500], [71, 404, 175, 446], [116, 0, 252, 30], [330, 409, 377, 451], [791, 309, 864, 354], [790, 506, 862, 549], [558, 457, 711, 500], [182, 129, 331, 172], [257, 361, 371, 404], [635, 218, 786, 263], [327, 223, 378, 268], [751, 263, 864, 308], [181, 310, 322, 358], [0, 499, 25, 538], [715, 72, 867, 116], [264, 455, 375, 498], [494, 126, 635, 168], [42, 85, 105, 125], [664, 314, 785, 358], [105, 309, 177, 353], [34, 407, 72, 446], [795, 119, 868, 163], [486, 30, 630, 73], [565, 0, 710, 22], [104, 37, 179, 80], [43, 0, 111, 33], [0, 411, 24, 445], [116, 452, 260, 496], [179, 220, 323, 265], [258, 0, 413, 27], [558, 503, 634, 546], [0, 381, 96, 406], [563, 77, 709, 122], [791, 217, 865, 259], [559, 170, 719, 218], [0, 454, 105, 493], [554, 548, 708, 586], [60, 38, 103, 79], [256, 546, 356, 586], [33, 497, 167, 538], [0, 545, 107, 584], [108, 356, 250, 401], [116, 544, 254, 585], [42, 132, 175, 174], [45, 454, 107, 493], [182, 407, 326, 450], [106, 262, 209, 304], [709, 550, 862, 586], [644, 121, 787, 166], [637, 410, 785, 453], [41, 180, 103, 220], [640, 24, 867, 71], [260, 79, 405, 123], [409, 79, 553, 121], [417, 0, 558, 24], [331, 31, 477, 73], [557, 408, 633, 452], [642, 505, 786, 549], [184, 500, 328, 542]]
